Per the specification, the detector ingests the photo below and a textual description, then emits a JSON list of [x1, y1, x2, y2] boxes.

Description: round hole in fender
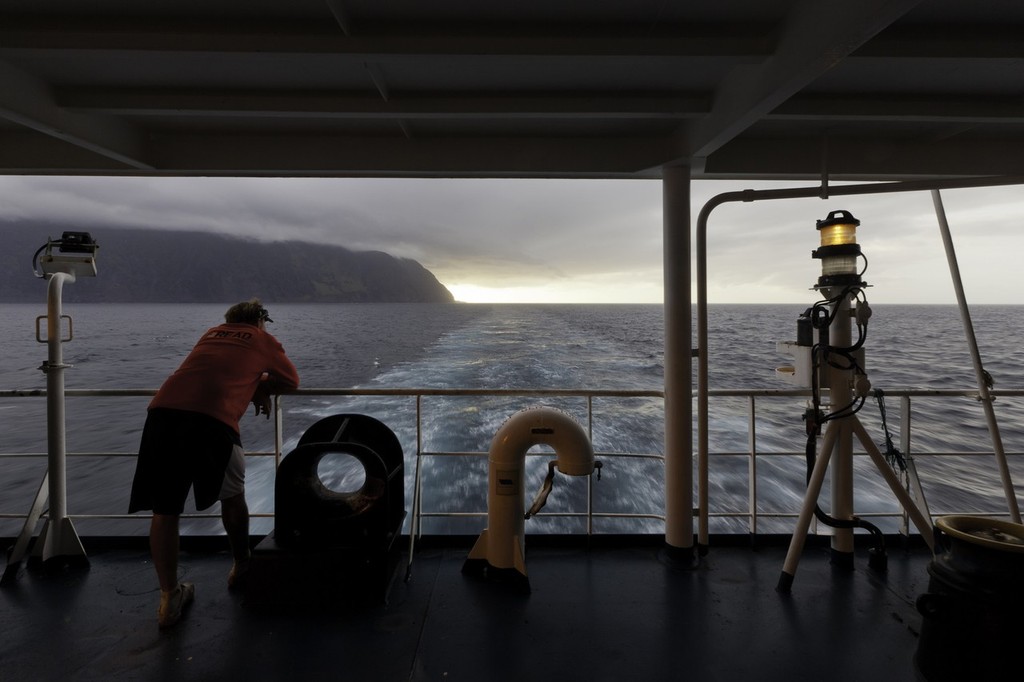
[[316, 450, 367, 494]]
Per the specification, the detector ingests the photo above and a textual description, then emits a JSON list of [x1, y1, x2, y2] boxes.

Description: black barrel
[[914, 515, 1024, 681]]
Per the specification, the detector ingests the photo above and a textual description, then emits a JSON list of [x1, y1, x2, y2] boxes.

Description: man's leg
[[150, 513, 180, 592], [221, 492, 251, 588], [220, 492, 250, 562], [151, 512, 194, 628]]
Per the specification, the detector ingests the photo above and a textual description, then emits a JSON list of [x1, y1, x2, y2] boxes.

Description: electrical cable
[[802, 282, 886, 554], [804, 426, 885, 541], [31, 242, 49, 278], [875, 389, 907, 472]]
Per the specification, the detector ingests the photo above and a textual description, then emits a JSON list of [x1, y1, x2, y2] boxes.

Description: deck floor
[[1, 536, 932, 681]]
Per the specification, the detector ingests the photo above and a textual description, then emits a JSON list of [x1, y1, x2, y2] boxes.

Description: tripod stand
[[775, 211, 934, 593], [777, 397, 934, 592]]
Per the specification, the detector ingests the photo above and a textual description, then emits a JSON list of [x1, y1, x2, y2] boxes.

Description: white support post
[[828, 293, 855, 559], [33, 271, 88, 567], [662, 165, 695, 562]]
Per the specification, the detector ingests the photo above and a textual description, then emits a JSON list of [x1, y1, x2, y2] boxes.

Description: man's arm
[[262, 336, 300, 392]]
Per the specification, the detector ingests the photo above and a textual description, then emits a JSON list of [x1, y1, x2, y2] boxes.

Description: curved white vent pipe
[[462, 407, 595, 591]]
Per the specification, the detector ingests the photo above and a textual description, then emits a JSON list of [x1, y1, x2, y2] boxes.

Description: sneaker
[[227, 560, 249, 591], [157, 582, 195, 629]]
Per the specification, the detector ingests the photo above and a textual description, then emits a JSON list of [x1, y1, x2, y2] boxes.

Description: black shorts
[[128, 408, 242, 515]]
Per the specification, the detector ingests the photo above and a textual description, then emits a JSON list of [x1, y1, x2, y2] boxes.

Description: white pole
[[35, 272, 88, 566], [931, 190, 1021, 523], [47, 273, 70, 522], [662, 165, 694, 560], [828, 292, 855, 558]]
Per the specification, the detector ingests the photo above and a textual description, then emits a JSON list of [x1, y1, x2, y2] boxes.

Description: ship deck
[[1, 534, 932, 682]]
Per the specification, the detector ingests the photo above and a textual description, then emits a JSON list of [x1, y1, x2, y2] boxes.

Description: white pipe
[[46, 272, 71, 522], [663, 165, 694, 557], [464, 407, 594, 585], [697, 175, 1024, 549], [36, 272, 88, 564], [828, 292, 855, 555], [931, 190, 1021, 523]]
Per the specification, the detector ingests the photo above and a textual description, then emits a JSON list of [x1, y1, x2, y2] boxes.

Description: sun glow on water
[[447, 284, 558, 303], [446, 281, 663, 304]]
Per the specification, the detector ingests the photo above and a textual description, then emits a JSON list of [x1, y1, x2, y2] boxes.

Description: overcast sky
[[1, 175, 1020, 305]]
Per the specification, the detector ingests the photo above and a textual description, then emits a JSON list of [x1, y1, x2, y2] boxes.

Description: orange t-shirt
[[150, 323, 300, 433]]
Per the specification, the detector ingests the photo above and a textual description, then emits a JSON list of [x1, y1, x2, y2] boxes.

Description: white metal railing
[[1, 387, 1022, 539]]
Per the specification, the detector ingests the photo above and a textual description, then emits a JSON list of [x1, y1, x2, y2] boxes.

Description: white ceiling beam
[[702, 135, 1024, 179], [770, 95, 1024, 124], [58, 86, 1021, 125], [0, 19, 773, 58], [141, 133, 673, 178], [0, 59, 152, 170], [6, 15, 1014, 60], [853, 24, 1024, 59], [10, 126, 1020, 180], [56, 89, 711, 120], [680, 0, 927, 160]]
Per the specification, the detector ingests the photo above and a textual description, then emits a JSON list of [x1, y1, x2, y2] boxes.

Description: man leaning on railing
[[126, 298, 300, 630]]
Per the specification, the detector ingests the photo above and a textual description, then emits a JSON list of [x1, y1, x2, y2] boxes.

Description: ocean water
[[1, 302, 1022, 537]]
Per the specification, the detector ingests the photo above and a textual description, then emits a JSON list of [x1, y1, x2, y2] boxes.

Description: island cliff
[[1, 224, 455, 304]]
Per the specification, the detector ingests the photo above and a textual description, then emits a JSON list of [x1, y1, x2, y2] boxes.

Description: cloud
[[0, 175, 1021, 303]]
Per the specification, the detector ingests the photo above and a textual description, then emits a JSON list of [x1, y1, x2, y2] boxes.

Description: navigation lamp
[[817, 214, 858, 247], [812, 210, 861, 288], [819, 252, 859, 278]]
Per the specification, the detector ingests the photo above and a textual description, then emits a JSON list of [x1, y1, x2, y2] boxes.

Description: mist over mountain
[[0, 223, 454, 304]]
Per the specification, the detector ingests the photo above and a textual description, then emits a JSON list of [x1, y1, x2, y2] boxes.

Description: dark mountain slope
[[0, 224, 454, 303]]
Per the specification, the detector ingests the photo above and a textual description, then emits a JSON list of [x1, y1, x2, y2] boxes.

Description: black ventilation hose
[[804, 430, 887, 561]]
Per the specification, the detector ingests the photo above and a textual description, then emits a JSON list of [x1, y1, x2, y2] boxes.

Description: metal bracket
[[35, 314, 73, 343]]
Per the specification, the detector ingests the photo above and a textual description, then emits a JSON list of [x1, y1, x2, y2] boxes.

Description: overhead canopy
[[1, 0, 1021, 180]]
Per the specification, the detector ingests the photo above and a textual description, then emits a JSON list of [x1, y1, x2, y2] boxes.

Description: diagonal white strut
[[931, 190, 1021, 523]]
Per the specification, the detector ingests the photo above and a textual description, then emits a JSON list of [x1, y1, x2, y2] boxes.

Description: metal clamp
[[36, 314, 73, 343]]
